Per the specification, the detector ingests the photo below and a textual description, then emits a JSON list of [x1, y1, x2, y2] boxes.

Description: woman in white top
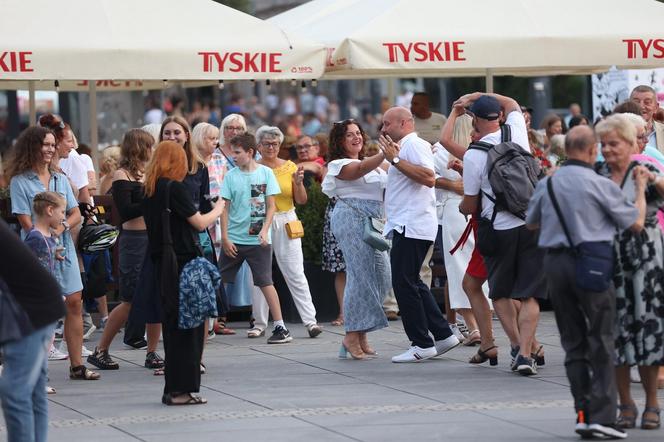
[[322, 120, 391, 360], [435, 114, 491, 348]]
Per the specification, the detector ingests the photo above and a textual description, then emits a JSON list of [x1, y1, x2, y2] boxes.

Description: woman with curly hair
[[322, 119, 391, 359], [8, 126, 99, 380]]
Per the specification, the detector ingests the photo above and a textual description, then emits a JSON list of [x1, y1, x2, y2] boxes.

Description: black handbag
[[546, 177, 614, 292], [0, 279, 34, 345]]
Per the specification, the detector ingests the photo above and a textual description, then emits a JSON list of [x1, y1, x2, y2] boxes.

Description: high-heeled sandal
[[641, 406, 661, 430], [463, 330, 481, 346], [616, 403, 638, 429], [531, 345, 545, 366], [359, 335, 378, 357], [469, 345, 498, 366], [338, 342, 367, 360]]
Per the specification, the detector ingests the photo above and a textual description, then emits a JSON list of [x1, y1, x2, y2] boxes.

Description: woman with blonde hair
[[438, 109, 493, 353], [98, 146, 121, 195], [191, 122, 235, 336], [142, 141, 223, 405], [595, 113, 664, 430]]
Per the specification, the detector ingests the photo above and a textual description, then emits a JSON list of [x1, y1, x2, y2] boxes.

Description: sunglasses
[[333, 118, 358, 126]]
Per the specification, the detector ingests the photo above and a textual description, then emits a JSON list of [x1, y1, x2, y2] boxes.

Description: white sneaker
[[434, 335, 460, 356], [48, 344, 69, 361], [449, 324, 465, 341], [81, 345, 93, 357], [58, 341, 93, 357], [391, 345, 437, 363], [587, 423, 627, 439], [82, 323, 96, 341]]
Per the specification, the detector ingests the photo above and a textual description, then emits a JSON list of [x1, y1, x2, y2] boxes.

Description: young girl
[[24, 191, 68, 394]]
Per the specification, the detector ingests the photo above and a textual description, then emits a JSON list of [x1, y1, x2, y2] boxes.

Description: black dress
[[142, 178, 204, 396]]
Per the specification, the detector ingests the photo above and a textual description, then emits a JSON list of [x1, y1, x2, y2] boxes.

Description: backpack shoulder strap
[[468, 141, 493, 152], [500, 124, 511, 142]]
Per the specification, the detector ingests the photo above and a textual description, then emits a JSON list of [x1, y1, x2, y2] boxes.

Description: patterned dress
[[321, 199, 346, 272], [597, 161, 664, 366]]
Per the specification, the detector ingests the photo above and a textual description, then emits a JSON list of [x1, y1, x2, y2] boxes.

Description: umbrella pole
[[387, 77, 397, 106], [88, 81, 99, 168], [485, 69, 494, 93], [28, 80, 36, 125]]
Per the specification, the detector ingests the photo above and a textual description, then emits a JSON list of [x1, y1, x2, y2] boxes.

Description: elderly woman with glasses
[[249, 126, 322, 338], [212, 114, 255, 316], [595, 113, 664, 431]]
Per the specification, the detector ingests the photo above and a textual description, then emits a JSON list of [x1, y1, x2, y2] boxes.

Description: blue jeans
[[0, 323, 55, 442]]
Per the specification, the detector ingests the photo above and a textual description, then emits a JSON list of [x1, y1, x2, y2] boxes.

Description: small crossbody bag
[[336, 197, 390, 252], [546, 176, 614, 292]]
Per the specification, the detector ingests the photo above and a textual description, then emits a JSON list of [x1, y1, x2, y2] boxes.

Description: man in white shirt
[[59, 146, 92, 205], [411, 92, 448, 145], [379, 107, 460, 363], [457, 92, 546, 376]]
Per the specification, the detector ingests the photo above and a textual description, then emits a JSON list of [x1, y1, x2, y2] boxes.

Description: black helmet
[[78, 223, 119, 253]]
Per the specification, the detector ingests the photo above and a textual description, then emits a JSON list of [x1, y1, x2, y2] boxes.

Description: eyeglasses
[[296, 143, 317, 150], [224, 126, 244, 132], [261, 141, 280, 149]]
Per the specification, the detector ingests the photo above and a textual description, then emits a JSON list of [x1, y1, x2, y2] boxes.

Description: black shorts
[[118, 230, 148, 303], [483, 225, 547, 301]]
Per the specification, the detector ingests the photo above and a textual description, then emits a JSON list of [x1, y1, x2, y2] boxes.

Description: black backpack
[[468, 125, 541, 220]]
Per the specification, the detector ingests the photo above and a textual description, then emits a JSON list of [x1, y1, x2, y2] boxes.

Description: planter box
[[272, 260, 339, 323]]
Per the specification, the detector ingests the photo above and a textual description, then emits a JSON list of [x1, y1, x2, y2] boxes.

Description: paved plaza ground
[[1, 311, 663, 441]]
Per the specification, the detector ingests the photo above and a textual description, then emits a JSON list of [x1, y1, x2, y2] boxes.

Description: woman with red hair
[[142, 141, 223, 405]]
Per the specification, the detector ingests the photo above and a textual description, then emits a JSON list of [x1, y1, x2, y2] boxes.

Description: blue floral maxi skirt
[[331, 198, 390, 333]]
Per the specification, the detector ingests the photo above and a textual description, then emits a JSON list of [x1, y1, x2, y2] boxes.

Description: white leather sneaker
[[391, 346, 437, 363], [434, 335, 461, 356]]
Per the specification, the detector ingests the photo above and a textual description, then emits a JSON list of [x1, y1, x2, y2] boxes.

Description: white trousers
[[252, 209, 317, 329]]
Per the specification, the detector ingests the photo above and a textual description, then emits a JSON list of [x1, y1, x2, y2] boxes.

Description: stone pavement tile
[[301, 409, 482, 427], [115, 416, 352, 442], [319, 417, 569, 442], [214, 381, 441, 409], [48, 425, 139, 441]]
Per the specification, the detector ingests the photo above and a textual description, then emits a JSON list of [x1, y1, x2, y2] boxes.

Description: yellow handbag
[[285, 220, 304, 239]]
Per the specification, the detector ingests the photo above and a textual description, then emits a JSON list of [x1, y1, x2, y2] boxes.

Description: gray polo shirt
[[526, 160, 638, 248]]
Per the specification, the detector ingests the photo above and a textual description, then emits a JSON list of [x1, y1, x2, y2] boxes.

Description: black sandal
[[531, 345, 545, 367], [162, 393, 207, 406], [69, 365, 100, 380], [641, 406, 661, 430], [617, 403, 638, 429], [469, 345, 498, 366], [144, 351, 165, 369]]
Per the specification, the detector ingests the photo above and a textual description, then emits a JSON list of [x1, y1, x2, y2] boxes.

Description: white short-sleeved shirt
[[462, 111, 530, 231], [321, 159, 387, 201], [414, 112, 448, 145], [384, 132, 438, 241], [59, 150, 89, 191]]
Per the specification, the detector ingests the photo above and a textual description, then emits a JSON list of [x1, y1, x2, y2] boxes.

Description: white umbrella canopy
[[270, 0, 664, 79], [0, 0, 325, 82]]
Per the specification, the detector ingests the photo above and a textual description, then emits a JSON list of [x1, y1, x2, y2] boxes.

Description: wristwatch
[[61, 220, 70, 231], [391, 157, 401, 166]]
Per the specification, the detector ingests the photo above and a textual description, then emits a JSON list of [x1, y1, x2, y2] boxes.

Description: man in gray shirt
[[526, 125, 647, 440]]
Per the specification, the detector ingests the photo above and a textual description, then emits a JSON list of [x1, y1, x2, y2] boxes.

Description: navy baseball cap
[[469, 95, 501, 120]]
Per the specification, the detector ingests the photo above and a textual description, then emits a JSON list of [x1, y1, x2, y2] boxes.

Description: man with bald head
[[379, 106, 460, 363], [526, 125, 646, 439]]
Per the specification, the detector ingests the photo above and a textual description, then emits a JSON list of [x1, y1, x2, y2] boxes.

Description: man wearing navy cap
[[456, 92, 546, 376]]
